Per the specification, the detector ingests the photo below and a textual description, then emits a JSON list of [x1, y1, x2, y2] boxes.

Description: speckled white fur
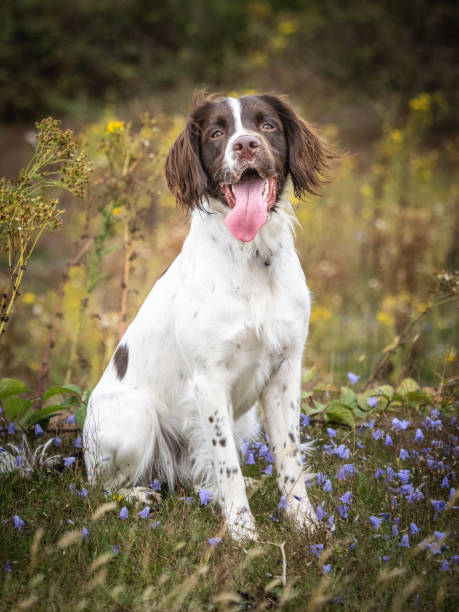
[[84, 195, 317, 540]]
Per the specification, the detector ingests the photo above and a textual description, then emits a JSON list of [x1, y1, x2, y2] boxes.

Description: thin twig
[[265, 540, 287, 586]]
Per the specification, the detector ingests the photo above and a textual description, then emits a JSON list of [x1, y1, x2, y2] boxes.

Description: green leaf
[[0, 378, 29, 399], [303, 400, 326, 416], [2, 395, 33, 420], [375, 385, 394, 400], [23, 404, 69, 427], [301, 390, 313, 399], [340, 386, 357, 408], [42, 384, 81, 401], [397, 378, 420, 395], [325, 402, 355, 426]]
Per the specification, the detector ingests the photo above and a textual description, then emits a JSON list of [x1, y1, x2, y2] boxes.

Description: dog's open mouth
[[220, 169, 277, 242]]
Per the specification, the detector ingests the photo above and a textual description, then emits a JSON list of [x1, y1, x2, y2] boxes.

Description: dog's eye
[[210, 129, 224, 139], [261, 122, 275, 131]]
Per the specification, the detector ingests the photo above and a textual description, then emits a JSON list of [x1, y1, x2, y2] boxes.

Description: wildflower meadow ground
[[0, 381, 457, 611]]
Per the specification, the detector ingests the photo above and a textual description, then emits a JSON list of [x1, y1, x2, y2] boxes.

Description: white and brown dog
[[83, 93, 331, 540]]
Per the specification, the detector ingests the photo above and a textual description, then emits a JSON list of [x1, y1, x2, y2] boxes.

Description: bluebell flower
[[119, 506, 129, 520], [349, 537, 358, 550], [431, 499, 446, 512], [258, 444, 269, 457], [265, 450, 274, 464], [392, 524, 399, 536], [372, 429, 383, 441], [370, 516, 383, 530], [246, 452, 255, 465], [434, 531, 446, 541], [316, 503, 327, 521], [338, 504, 348, 519], [382, 555, 391, 563], [440, 476, 449, 488], [449, 488, 455, 499], [186, 497, 192, 504], [263, 464, 272, 476], [310, 544, 324, 558], [385, 434, 393, 447], [278, 496, 288, 509], [15, 455, 23, 468], [69, 483, 75, 494], [66, 414, 76, 424], [54, 436, 61, 447], [410, 522, 420, 535], [4, 560, 12, 572], [14, 515, 26, 530], [208, 537, 222, 547], [356, 441, 364, 449], [8, 422, 15, 435], [74, 436, 82, 448], [328, 515, 335, 531], [110, 545, 119, 556], [199, 489, 212, 505], [78, 488, 88, 498], [440, 559, 450, 571], [347, 372, 360, 384], [399, 534, 410, 548], [322, 564, 332, 574], [451, 555, 459, 565], [150, 479, 161, 492], [138, 506, 150, 519], [150, 521, 160, 529], [375, 468, 384, 479], [336, 463, 355, 480], [397, 469, 411, 484], [82, 527, 89, 539], [391, 418, 410, 431], [407, 489, 424, 504], [316, 472, 326, 485], [301, 414, 310, 427], [63, 456, 76, 467], [340, 491, 352, 504], [401, 484, 414, 496], [323, 479, 332, 493], [385, 467, 395, 482], [34, 424, 44, 436], [327, 427, 337, 438], [367, 396, 378, 408], [399, 449, 409, 460], [333, 444, 350, 459]]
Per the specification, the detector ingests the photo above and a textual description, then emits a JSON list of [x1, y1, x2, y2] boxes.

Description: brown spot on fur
[[113, 344, 129, 380]]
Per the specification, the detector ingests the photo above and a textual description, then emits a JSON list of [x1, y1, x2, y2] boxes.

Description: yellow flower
[[409, 93, 431, 113], [377, 310, 395, 327], [360, 184, 374, 198], [446, 348, 456, 363], [23, 292, 36, 304], [106, 120, 125, 134], [278, 20, 297, 36], [310, 305, 332, 323], [112, 206, 124, 216], [390, 129, 403, 143]]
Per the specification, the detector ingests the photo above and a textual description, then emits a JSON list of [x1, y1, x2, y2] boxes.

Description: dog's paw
[[118, 486, 161, 506], [285, 497, 318, 533], [226, 510, 259, 543]]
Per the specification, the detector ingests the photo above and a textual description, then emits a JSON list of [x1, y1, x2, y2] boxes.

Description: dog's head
[[165, 93, 332, 241]]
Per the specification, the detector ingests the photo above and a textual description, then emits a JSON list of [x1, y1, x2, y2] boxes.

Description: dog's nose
[[232, 135, 261, 159]]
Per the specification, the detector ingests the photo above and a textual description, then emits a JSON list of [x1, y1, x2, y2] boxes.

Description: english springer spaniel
[[83, 93, 331, 541]]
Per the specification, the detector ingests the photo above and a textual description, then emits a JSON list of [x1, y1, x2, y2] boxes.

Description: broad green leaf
[[397, 378, 420, 395], [301, 390, 313, 399], [340, 386, 357, 408], [23, 404, 69, 427], [325, 403, 355, 427], [0, 378, 29, 399], [303, 400, 326, 415], [2, 396, 33, 420], [375, 385, 394, 400], [42, 384, 81, 401]]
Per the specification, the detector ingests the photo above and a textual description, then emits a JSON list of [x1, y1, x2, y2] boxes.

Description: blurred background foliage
[[0, 0, 458, 393]]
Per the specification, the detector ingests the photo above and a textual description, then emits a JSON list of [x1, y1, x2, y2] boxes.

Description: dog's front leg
[[261, 358, 317, 531], [193, 376, 258, 542]]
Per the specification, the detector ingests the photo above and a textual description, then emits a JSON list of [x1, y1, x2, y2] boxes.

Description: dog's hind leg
[[83, 389, 159, 495]]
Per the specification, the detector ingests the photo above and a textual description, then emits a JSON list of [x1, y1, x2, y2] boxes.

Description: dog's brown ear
[[164, 112, 208, 211], [260, 94, 333, 199]]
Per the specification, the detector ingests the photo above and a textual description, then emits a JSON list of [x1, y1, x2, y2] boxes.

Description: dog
[[83, 93, 331, 541]]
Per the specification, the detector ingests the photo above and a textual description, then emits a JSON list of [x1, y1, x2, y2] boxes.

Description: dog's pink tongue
[[224, 176, 267, 242]]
